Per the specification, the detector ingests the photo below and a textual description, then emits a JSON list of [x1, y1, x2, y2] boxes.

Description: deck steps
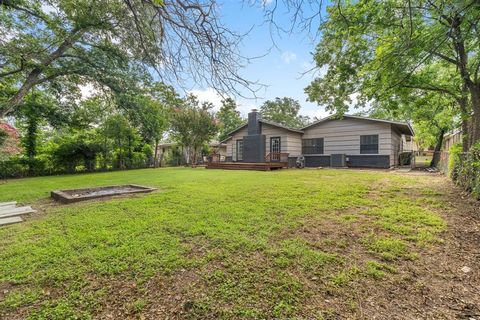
[[0, 202, 35, 227]]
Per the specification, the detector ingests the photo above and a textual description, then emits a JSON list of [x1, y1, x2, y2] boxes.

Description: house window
[[236, 140, 243, 161], [360, 135, 379, 154], [302, 138, 324, 154]]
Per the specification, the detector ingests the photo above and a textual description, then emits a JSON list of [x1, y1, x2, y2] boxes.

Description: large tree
[[102, 113, 142, 169], [170, 94, 218, 167], [305, 0, 480, 150], [121, 83, 180, 167], [260, 97, 310, 128], [0, 0, 250, 117], [217, 98, 244, 141]]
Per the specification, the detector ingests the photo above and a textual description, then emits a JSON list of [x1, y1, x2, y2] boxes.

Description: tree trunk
[[451, 17, 480, 148], [470, 112, 480, 148], [469, 91, 480, 148], [153, 140, 159, 168], [25, 117, 38, 174], [430, 128, 445, 168], [102, 136, 108, 170], [462, 119, 470, 152], [191, 147, 196, 168]]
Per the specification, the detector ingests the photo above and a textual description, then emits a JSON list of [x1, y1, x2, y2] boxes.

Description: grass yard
[[0, 168, 478, 319]]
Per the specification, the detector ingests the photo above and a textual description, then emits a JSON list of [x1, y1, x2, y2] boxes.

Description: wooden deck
[[206, 161, 288, 171]]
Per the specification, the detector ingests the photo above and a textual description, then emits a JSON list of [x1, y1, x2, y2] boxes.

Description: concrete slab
[[0, 216, 23, 226]]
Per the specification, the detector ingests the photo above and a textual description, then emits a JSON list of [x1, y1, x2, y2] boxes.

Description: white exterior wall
[[391, 129, 402, 166], [286, 131, 303, 157], [225, 118, 404, 166], [262, 124, 302, 157], [224, 124, 303, 160], [262, 124, 288, 158], [226, 127, 248, 161], [302, 118, 393, 156]]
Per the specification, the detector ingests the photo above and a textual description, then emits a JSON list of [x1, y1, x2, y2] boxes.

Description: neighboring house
[[402, 135, 418, 153], [156, 141, 227, 166], [221, 109, 414, 168]]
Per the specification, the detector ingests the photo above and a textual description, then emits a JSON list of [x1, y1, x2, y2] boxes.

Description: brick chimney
[[247, 109, 262, 135]]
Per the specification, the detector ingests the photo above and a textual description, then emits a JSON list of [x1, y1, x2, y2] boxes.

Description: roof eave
[[259, 120, 304, 133]]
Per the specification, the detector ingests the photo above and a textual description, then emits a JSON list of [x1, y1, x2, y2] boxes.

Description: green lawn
[[0, 168, 447, 319]]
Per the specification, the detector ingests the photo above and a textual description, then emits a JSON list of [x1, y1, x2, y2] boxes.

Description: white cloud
[[187, 87, 261, 117], [187, 88, 224, 111], [301, 105, 332, 121], [281, 51, 297, 64], [236, 99, 258, 117], [262, 0, 274, 5]]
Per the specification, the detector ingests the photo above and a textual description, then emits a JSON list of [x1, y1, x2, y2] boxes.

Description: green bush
[[0, 129, 7, 147], [449, 143, 463, 180], [0, 158, 27, 178], [451, 142, 480, 200], [0, 156, 55, 179]]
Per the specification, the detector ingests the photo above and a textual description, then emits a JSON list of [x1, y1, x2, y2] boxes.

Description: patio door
[[270, 137, 281, 161], [236, 140, 243, 161]]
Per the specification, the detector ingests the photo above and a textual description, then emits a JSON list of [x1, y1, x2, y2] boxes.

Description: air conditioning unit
[[331, 154, 347, 167]]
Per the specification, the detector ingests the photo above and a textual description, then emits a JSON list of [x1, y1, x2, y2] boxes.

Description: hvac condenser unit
[[330, 154, 347, 167]]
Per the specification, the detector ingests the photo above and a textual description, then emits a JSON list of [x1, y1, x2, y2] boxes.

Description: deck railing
[[265, 152, 289, 163]]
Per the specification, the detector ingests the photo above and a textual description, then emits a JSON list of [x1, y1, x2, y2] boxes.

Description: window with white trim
[[360, 135, 379, 154], [302, 138, 324, 154]]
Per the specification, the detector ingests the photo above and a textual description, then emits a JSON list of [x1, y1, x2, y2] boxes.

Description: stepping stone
[[0, 216, 23, 226], [0, 206, 35, 215]]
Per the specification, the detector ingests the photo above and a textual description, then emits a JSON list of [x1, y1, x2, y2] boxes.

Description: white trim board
[[0, 201, 17, 207], [0, 206, 35, 215]]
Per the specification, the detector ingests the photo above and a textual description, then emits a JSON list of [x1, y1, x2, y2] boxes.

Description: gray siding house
[[222, 109, 414, 168]]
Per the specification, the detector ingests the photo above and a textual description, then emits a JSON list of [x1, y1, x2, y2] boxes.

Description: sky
[[186, 1, 332, 120]]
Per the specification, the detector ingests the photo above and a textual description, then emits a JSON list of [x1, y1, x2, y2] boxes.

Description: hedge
[[0, 155, 151, 179], [450, 142, 480, 200]]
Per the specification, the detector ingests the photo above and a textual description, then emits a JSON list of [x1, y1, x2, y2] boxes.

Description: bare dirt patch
[[303, 175, 480, 319]]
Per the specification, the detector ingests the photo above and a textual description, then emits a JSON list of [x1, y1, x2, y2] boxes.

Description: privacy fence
[[439, 143, 480, 200]]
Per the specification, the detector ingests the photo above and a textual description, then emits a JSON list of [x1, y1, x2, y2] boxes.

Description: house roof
[[221, 120, 303, 143], [221, 114, 414, 143], [302, 114, 414, 136]]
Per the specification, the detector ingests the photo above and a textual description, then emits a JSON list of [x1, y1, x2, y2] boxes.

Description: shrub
[[0, 129, 7, 147], [0, 156, 53, 179], [0, 158, 27, 179], [451, 142, 480, 200], [52, 137, 102, 173], [398, 152, 412, 166], [449, 143, 463, 180]]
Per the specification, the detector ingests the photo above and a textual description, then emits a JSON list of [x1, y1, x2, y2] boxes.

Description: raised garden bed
[[51, 184, 157, 203]]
